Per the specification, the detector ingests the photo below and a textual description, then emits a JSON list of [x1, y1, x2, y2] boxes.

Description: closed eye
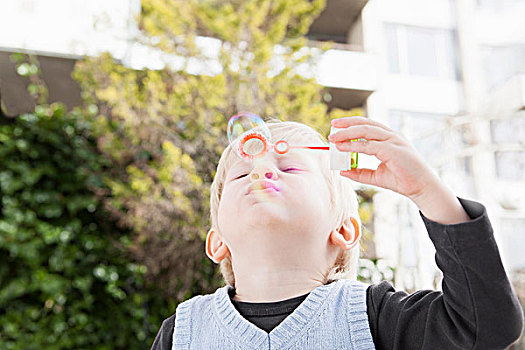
[[235, 168, 299, 179]]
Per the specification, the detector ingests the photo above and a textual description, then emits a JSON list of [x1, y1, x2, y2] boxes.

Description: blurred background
[[0, 0, 524, 348]]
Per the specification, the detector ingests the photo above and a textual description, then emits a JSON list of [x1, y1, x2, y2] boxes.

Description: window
[[499, 218, 525, 270], [495, 151, 525, 181], [490, 115, 525, 145], [491, 114, 525, 181], [389, 110, 451, 165], [406, 27, 440, 77], [19, 0, 35, 13], [477, 0, 522, 11], [482, 45, 525, 90], [458, 156, 472, 176], [389, 110, 476, 178], [384, 23, 460, 80], [384, 24, 400, 74]]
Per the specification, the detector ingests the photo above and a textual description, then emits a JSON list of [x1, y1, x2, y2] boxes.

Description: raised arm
[[367, 197, 524, 349], [329, 116, 524, 349]]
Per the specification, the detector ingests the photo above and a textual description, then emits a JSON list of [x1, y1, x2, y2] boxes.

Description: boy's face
[[216, 147, 340, 271]]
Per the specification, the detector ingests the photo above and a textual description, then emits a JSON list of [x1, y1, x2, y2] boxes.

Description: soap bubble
[[227, 112, 271, 160]]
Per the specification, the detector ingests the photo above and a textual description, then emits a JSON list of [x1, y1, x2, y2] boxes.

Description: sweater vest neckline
[[229, 289, 310, 317], [213, 279, 345, 349]]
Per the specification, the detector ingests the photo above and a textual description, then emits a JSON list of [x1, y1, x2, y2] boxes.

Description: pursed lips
[[247, 180, 280, 194]]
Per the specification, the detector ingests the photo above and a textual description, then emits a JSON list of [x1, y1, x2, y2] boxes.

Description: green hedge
[[0, 103, 165, 349]]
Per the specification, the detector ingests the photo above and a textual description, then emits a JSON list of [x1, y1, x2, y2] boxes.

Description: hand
[[328, 116, 472, 225], [328, 116, 442, 202]]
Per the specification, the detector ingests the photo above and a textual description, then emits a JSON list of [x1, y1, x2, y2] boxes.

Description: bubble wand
[[227, 112, 358, 170]]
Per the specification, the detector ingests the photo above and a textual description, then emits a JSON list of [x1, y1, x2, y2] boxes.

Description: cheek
[[216, 196, 230, 236], [218, 188, 231, 214], [220, 181, 240, 203], [217, 183, 240, 221], [287, 177, 327, 211], [307, 176, 332, 209]]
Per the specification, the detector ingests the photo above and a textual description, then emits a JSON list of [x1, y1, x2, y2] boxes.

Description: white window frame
[[384, 23, 458, 80]]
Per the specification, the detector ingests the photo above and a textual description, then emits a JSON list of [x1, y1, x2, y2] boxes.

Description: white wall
[[0, 0, 140, 60]]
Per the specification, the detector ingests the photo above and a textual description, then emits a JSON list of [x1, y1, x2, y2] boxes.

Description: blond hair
[[209, 118, 361, 287]]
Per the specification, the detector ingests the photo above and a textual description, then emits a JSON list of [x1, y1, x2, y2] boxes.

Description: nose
[[250, 164, 277, 181]]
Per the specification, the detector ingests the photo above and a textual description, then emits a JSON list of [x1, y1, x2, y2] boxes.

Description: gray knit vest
[[172, 278, 375, 350]]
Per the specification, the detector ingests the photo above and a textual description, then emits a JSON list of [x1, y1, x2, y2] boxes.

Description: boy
[[152, 116, 523, 349]]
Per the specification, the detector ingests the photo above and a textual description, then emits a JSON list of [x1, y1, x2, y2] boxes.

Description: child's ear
[[329, 217, 360, 250], [205, 229, 231, 264]]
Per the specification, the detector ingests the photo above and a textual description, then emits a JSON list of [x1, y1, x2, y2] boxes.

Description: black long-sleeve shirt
[[151, 197, 524, 349]]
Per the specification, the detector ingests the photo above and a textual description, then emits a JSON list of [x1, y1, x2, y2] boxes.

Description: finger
[[334, 140, 393, 162], [328, 124, 393, 143], [331, 116, 394, 132], [339, 168, 378, 187]]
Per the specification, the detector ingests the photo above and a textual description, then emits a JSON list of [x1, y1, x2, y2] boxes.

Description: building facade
[[307, 0, 524, 293]]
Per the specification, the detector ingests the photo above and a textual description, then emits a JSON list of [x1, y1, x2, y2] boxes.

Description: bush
[[0, 103, 165, 349]]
